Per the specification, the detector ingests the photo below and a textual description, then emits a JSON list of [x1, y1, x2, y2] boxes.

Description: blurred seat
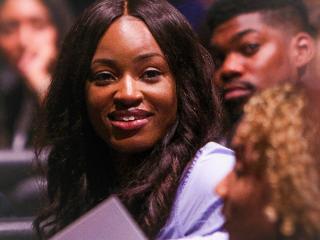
[[0, 150, 46, 216], [0, 217, 36, 240]]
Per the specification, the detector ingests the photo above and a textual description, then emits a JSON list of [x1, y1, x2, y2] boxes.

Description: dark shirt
[[0, 63, 36, 150], [0, 192, 14, 217]]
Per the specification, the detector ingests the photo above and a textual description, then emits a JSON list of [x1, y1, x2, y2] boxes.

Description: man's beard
[[221, 97, 250, 145], [223, 97, 249, 127]]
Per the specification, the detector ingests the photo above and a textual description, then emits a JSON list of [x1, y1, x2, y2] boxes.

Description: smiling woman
[[33, 0, 234, 239], [86, 16, 177, 154]]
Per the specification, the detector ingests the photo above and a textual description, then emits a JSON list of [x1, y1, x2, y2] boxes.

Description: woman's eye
[[91, 71, 116, 85], [233, 145, 247, 178], [234, 163, 246, 178], [141, 69, 161, 81], [241, 43, 260, 56]]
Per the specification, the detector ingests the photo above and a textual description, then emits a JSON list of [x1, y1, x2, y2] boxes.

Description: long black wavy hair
[[34, 0, 221, 238]]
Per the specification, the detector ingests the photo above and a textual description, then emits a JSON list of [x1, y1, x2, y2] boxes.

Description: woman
[[34, 0, 234, 239], [0, 0, 73, 149], [216, 83, 320, 240]]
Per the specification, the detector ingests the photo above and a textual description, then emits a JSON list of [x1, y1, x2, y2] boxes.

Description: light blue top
[[157, 142, 234, 240]]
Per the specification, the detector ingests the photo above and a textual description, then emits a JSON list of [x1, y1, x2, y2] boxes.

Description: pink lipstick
[[107, 109, 153, 131]]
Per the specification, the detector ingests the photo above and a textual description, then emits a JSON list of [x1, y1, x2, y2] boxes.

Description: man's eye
[[241, 43, 260, 56], [91, 71, 116, 85], [141, 69, 161, 81]]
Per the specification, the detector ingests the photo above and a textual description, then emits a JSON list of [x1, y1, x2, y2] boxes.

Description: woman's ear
[[290, 32, 315, 68]]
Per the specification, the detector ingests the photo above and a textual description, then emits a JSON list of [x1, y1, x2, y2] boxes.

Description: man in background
[[207, 0, 315, 143]]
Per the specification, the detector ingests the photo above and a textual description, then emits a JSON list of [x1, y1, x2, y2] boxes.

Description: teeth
[[123, 116, 135, 121]]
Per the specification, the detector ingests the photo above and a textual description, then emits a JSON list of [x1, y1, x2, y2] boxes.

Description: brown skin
[[85, 16, 177, 162], [310, 38, 320, 85], [303, 0, 320, 93], [210, 13, 314, 118], [0, 0, 58, 101], [216, 122, 277, 240], [304, 37, 320, 98]]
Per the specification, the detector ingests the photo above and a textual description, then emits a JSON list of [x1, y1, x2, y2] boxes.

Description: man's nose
[[113, 75, 143, 108], [219, 53, 244, 83]]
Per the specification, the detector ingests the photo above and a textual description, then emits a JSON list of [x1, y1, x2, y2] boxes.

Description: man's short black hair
[[207, 0, 314, 35]]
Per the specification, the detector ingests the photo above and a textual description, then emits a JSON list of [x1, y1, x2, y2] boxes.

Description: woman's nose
[[113, 75, 143, 108], [215, 173, 230, 198]]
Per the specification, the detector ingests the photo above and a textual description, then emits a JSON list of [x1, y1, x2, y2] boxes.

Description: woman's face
[[0, 0, 58, 67], [85, 16, 177, 155], [215, 123, 277, 240]]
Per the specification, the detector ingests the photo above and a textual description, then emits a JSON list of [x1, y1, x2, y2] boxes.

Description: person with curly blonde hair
[[216, 83, 320, 240]]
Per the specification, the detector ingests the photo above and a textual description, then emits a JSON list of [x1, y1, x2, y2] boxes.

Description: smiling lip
[[107, 109, 153, 131]]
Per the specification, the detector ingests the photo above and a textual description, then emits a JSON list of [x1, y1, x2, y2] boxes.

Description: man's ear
[[290, 32, 315, 68]]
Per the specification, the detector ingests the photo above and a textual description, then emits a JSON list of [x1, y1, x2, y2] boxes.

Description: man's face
[[210, 13, 296, 121]]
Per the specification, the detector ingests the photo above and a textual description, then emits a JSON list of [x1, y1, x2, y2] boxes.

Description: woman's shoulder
[[180, 141, 234, 193], [197, 141, 233, 157], [157, 142, 234, 239], [189, 141, 234, 186]]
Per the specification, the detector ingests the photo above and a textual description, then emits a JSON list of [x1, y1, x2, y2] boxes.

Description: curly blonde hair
[[234, 83, 320, 239]]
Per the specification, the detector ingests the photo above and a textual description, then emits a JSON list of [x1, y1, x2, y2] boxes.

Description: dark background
[[66, 0, 213, 45]]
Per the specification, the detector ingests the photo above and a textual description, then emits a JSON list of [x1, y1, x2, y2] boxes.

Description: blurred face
[[313, 38, 320, 82], [210, 13, 295, 120], [305, 37, 320, 91], [215, 123, 277, 240], [0, 0, 58, 67], [86, 16, 177, 156]]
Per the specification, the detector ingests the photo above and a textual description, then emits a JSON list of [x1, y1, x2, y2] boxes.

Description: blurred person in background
[[0, 0, 73, 150], [207, 0, 315, 144], [0, 0, 73, 218], [216, 83, 320, 240]]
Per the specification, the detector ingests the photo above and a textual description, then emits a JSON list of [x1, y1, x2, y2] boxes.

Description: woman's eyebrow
[[91, 58, 117, 69], [133, 52, 165, 63]]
